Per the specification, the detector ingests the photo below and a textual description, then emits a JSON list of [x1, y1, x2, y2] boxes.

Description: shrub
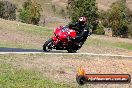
[[128, 24, 132, 37], [93, 24, 105, 35], [108, 0, 128, 38], [98, 10, 110, 28], [0, 1, 16, 20], [19, 0, 42, 25], [0, 2, 4, 18], [67, 0, 98, 26]]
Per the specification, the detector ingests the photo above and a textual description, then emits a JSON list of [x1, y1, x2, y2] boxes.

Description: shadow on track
[[0, 47, 43, 52], [0, 47, 68, 53]]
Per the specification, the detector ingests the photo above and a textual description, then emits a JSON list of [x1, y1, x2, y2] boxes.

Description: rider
[[67, 16, 90, 47]]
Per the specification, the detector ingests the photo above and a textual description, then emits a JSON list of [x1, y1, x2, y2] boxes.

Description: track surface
[[0, 47, 131, 58], [0, 51, 132, 58]]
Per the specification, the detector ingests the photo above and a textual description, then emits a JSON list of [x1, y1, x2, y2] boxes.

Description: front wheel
[[43, 38, 53, 52]]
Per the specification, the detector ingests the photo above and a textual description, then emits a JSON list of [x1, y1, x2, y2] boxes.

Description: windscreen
[[61, 27, 70, 32]]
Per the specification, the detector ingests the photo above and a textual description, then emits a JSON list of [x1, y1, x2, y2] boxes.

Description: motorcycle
[[43, 26, 84, 53]]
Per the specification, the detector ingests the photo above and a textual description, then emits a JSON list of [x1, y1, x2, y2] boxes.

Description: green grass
[[0, 56, 72, 88], [0, 19, 53, 49], [86, 38, 132, 50], [20, 25, 53, 37], [115, 42, 132, 50], [0, 20, 53, 37], [86, 38, 112, 47], [0, 40, 40, 49]]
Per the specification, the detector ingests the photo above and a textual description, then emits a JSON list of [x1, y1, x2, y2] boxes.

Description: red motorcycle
[[43, 26, 83, 53]]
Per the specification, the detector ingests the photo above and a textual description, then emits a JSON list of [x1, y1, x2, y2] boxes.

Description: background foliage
[[98, 0, 132, 37], [19, 0, 42, 25], [0, 0, 132, 38], [0, 1, 16, 20], [67, 0, 98, 25]]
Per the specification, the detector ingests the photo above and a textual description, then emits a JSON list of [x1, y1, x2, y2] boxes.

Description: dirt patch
[[91, 35, 132, 43], [80, 44, 132, 56], [52, 0, 67, 7], [10, 54, 132, 88], [0, 28, 47, 48], [79, 35, 132, 56]]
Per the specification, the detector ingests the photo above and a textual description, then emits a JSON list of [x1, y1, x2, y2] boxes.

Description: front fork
[[52, 36, 59, 46]]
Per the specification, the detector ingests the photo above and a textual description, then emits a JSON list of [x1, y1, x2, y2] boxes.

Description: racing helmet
[[78, 17, 87, 26]]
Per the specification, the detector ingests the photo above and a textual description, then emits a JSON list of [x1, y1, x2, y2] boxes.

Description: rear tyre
[[43, 38, 53, 52], [67, 48, 77, 53]]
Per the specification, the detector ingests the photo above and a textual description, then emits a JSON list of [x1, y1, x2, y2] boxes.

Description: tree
[[108, 0, 128, 38], [126, 8, 132, 24], [128, 24, 132, 37], [93, 23, 105, 35], [0, 1, 16, 20], [19, 0, 42, 25], [98, 10, 110, 28], [67, 0, 98, 27], [126, 9, 132, 37], [0, 1, 4, 18]]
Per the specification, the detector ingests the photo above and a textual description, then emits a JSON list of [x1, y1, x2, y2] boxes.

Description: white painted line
[[0, 52, 132, 58]]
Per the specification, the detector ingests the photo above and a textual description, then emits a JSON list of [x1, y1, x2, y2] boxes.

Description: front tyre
[[43, 38, 53, 52]]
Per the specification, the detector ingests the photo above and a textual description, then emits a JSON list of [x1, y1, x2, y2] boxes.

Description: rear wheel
[[67, 48, 77, 53], [67, 43, 79, 53], [43, 38, 53, 52]]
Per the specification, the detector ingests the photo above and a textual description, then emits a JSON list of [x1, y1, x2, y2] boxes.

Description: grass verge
[[0, 55, 72, 88], [0, 40, 40, 49], [86, 38, 132, 50]]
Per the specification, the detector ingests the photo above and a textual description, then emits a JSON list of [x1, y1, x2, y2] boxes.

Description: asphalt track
[[0, 47, 131, 58], [0, 52, 132, 58]]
